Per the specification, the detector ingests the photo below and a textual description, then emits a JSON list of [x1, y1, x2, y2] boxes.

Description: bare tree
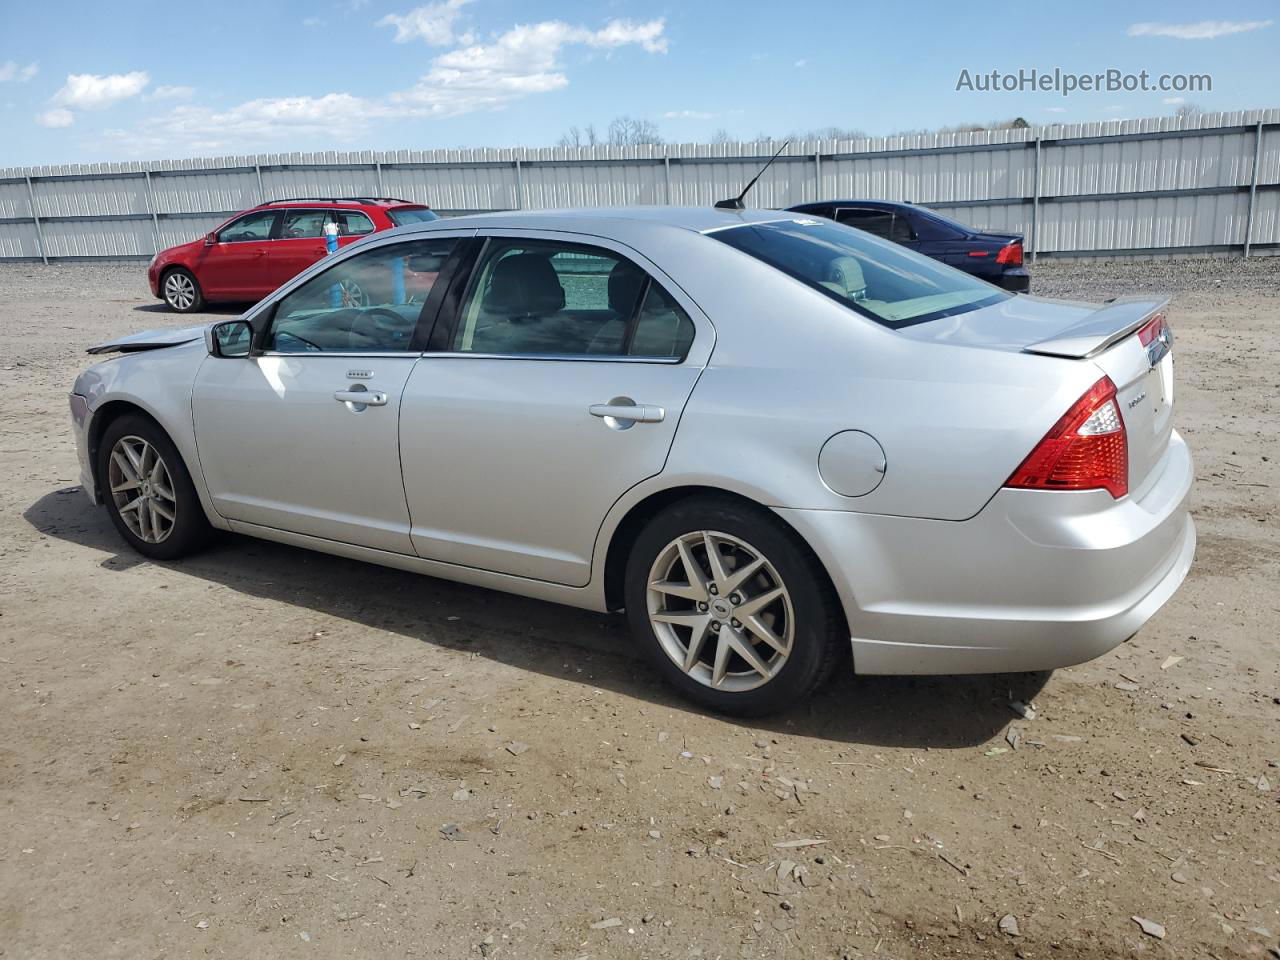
[[557, 123, 600, 148], [1174, 102, 1202, 120], [711, 128, 733, 144], [606, 115, 663, 146]]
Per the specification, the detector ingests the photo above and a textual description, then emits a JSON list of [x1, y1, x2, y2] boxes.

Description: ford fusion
[[69, 208, 1194, 715]]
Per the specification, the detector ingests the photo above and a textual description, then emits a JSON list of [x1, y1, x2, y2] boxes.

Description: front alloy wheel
[[647, 530, 794, 692], [108, 435, 178, 543]]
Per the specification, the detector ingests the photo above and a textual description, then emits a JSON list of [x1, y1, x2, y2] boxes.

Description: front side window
[[219, 211, 277, 243], [265, 238, 455, 353], [712, 218, 1008, 328], [451, 239, 692, 359], [387, 207, 441, 227]]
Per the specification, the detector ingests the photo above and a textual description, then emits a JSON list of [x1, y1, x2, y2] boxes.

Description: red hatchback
[[148, 197, 439, 312]]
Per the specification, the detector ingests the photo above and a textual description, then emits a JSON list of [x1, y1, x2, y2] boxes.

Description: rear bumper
[[777, 429, 1194, 674], [997, 268, 1030, 293]]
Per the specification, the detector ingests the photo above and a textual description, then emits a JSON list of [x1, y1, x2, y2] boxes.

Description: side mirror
[[205, 319, 253, 358], [204, 233, 216, 247]]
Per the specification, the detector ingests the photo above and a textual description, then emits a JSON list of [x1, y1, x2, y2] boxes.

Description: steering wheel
[[274, 330, 323, 352]]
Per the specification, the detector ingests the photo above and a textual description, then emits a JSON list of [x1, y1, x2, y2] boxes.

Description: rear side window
[[327, 211, 376, 236], [713, 218, 1007, 328], [280, 210, 328, 238], [836, 208, 914, 244], [387, 207, 441, 227], [451, 239, 692, 360]]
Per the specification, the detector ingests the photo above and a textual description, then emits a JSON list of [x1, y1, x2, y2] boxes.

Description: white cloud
[[663, 109, 715, 120], [51, 71, 150, 110], [379, 0, 474, 45], [37, 107, 74, 127], [149, 85, 195, 100], [1044, 106, 1067, 113], [104, 16, 667, 155], [303, 16, 327, 28], [1127, 19, 1272, 39], [0, 60, 39, 83], [1163, 96, 1186, 105]]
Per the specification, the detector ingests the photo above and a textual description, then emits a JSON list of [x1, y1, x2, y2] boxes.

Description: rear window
[[711, 218, 1008, 328], [387, 207, 441, 227]]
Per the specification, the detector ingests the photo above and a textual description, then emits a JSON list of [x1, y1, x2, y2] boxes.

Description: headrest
[[828, 256, 867, 300], [607, 260, 646, 317], [482, 253, 565, 317]]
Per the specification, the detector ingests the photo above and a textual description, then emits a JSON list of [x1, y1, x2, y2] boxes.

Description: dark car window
[[452, 238, 691, 360], [326, 210, 376, 236], [265, 238, 455, 353], [835, 207, 914, 244], [218, 210, 277, 243], [387, 207, 441, 227], [279, 210, 328, 239], [713, 217, 1007, 328]]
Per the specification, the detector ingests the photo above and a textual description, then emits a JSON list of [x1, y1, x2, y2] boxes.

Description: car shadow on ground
[[133, 302, 252, 316], [25, 486, 1047, 750]]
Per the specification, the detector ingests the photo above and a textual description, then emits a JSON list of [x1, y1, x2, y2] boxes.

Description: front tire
[[161, 267, 204, 313], [624, 496, 843, 716], [99, 414, 212, 560]]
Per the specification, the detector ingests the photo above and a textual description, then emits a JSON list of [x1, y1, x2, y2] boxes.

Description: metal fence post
[[1243, 120, 1263, 258], [664, 153, 672, 205], [143, 169, 161, 255], [814, 150, 822, 203], [254, 163, 265, 203], [23, 175, 47, 264], [513, 157, 523, 210], [1030, 137, 1042, 262], [375, 160, 385, 198]]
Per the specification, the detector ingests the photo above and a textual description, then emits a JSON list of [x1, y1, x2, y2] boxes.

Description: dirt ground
[[1, 256, 1277, 960]]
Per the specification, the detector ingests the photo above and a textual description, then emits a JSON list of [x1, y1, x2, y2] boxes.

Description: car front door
[[197, 210, 279, 299], [398, 231, 710, 586], [190, 234, 464, 552]]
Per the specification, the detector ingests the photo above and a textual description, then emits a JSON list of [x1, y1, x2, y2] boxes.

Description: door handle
[[589, 402, 665, 424], [334, 389, 388, 406]]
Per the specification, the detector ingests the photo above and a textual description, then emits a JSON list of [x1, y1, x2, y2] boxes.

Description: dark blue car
[[785, 199, 1030, 293]]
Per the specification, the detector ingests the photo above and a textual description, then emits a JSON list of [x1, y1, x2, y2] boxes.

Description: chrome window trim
[[257, 351, 423, 359], [418, 351, 683, 364]]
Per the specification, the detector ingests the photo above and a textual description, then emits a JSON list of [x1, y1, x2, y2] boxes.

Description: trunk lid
[[899, 293, 1175, 499]]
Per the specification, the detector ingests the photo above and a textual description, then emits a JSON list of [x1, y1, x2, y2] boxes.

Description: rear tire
[[98, 414, 212, 560], [162, 267, 204, 313], [624, 495, 843, 716]]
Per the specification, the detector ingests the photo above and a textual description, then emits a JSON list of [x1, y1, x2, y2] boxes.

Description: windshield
[[387, 207, 441, 227], [712, 217, 1008, 327]]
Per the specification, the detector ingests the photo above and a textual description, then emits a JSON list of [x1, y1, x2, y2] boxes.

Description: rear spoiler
[[1023, 296, 1170, 360]]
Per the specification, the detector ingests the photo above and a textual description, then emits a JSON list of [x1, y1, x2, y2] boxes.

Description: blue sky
[[2, 0, 1278, 165]]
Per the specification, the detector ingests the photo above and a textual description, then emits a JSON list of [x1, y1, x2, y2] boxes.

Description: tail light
[[1136, 313, 1169, 347], [1006, 376, 1128, 498], [995, 241, 1023, 266]]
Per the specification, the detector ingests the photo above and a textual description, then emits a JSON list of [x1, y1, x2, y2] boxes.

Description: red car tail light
[[1006, 376, 1128, 498], [995, 241, 1024, 266], [1136, 312, 1169, 347]]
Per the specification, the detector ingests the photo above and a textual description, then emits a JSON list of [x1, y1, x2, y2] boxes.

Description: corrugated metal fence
[[2, 108, 1278, 262]]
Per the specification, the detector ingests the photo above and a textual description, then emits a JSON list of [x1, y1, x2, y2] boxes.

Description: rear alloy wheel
[[162, 268, 204, 313], [625, 497, 843, 715], [99, 414, 212, 560]]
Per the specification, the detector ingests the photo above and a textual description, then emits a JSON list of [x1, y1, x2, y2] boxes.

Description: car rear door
[[270, 208, 377, 292], [197, 210, 279, 299], [191, 232, 467, 552], [397, 230, 712, 586]]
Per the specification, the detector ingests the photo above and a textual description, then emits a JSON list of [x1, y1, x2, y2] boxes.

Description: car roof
[[381, 206, 802, 239], [253, 198, 428, 209], [790, 199, 914, 212]]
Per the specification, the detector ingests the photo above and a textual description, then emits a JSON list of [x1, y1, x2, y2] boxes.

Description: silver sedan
[[68, 208, 1195, 715]]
